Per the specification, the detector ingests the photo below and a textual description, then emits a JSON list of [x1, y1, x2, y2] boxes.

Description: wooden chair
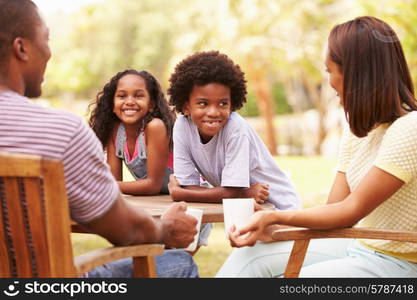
[[272, 227, 417, 278], [0, 152, 164, 278]]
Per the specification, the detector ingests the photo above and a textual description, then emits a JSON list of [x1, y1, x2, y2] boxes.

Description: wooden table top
[[125, 194, 223, 223], [71, 194, 274, 232], [124, 194, 274, 223]]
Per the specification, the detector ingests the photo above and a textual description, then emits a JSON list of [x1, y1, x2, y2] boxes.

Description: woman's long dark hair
[[328, 16, 417, 137], [88, 69, 176, 149]]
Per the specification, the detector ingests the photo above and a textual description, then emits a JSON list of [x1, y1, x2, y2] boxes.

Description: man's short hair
[[0, 0, 40, 68]]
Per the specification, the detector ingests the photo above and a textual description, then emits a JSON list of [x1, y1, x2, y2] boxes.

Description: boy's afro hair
[[168, 50, 247, 113]]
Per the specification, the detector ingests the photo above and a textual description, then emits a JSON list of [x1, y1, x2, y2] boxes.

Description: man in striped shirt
[[0, 0, 198, 277]]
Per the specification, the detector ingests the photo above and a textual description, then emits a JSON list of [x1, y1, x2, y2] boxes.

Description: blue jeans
[[87, 249, 199, 278]]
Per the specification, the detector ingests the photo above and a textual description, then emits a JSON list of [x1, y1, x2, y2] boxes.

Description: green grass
[[71, 155, 337, 277], [274, 155, 337, 208]]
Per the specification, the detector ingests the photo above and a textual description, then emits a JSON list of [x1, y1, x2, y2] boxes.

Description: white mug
[[222, 198, 254, 237], [184, 208, 203, 252]]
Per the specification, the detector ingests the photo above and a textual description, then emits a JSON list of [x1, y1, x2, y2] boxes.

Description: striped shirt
[[0, 90, 119, 223]]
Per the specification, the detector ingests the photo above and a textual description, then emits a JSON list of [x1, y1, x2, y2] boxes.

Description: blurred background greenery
[[34, 0, 417, 156], [31, 0, 417, 277]]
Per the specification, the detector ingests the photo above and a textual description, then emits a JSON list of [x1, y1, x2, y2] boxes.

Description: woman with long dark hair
[[217, 16, 417, 277]]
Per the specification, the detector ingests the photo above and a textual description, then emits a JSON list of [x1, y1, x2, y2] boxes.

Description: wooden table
[[72, 194, 274, 232], [125, 194, 222, 223]]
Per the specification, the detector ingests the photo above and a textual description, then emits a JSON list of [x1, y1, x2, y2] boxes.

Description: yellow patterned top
[[338, 111, 417, 262]]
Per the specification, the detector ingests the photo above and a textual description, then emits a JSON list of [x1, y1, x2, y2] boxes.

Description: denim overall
[[115, 123, 172, 194]]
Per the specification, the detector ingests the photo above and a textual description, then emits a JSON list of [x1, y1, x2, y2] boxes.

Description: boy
[[167, 51, 300, 211]]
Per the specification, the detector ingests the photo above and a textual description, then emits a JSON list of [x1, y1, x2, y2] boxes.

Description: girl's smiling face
[[113, 74, 152, 127], [184, 83, 232, 144]]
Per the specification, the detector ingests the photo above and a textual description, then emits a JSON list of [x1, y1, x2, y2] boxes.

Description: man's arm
[[64, 119, 197, 248], [79, 192, 197, 248]]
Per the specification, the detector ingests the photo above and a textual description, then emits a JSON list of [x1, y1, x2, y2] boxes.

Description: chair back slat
[[23, 178, 51, 276], [0, 152, 76, 277], [3, 178, 34, 276], [41, 160, 75, 277], [0, 179, 11, 276]]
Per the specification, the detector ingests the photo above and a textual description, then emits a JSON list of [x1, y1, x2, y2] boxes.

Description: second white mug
[[184, 207, 203, 252], [222, 198, 254, 237]]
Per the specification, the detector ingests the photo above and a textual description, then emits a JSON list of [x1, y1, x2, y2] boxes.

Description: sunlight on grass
[[72, 155, 337, 277], [194, 223, 233, 277], [71, 233, 111, 256], [274, 155, 337, 208]]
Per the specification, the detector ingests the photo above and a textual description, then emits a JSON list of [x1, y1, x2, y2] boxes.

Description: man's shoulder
[[1, 91, 82, 124], [44, 106, 84, 124]]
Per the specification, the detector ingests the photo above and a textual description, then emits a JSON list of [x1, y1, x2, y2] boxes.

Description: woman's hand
[[227, 210, 276, 247]]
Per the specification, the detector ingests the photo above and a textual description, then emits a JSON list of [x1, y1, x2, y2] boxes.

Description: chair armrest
[[272, 227, 417, 243], [74, 244, 164, 276]]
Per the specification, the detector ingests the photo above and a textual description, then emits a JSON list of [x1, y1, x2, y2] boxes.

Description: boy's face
[[184, 83, 231, 143]]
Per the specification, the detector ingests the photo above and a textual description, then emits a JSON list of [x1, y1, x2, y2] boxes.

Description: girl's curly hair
[[88, 69, 176, 149], [167, 50, 247, 113]]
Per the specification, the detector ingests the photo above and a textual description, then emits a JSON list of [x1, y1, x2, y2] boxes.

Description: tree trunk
[[248, 68, 278, 155], [304, 78, 327, 155]]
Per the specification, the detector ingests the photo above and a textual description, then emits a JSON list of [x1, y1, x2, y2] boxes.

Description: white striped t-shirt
[[0, 91, 119, 223]]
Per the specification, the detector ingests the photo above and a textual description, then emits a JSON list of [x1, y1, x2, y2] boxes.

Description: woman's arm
[[118, 118, 169, 195], [229, 166, 404, 247], [326, 171, 350, 204]]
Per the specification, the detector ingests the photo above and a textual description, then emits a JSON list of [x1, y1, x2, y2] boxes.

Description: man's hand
[[243, 183, 269, 204], [160, 201, 197, 248]]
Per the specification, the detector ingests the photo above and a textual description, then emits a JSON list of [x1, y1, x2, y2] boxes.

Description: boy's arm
[[172, 117, 202, 186], [169, 175, 268, 203]]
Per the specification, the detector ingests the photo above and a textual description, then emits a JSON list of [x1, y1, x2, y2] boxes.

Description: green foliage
[[41, 0, 417, 113], [273, 83, 293, 115], [238, 91, 259, 117], [239, 83, 292, 117], [44, 0, 183, 99], [358, 0, 417, 89]]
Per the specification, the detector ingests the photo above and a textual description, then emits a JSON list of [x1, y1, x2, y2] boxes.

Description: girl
[[217, 16, 417, 277], [89, 69, 175, 195]]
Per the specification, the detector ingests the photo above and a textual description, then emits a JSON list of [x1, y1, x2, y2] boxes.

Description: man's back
[[0, 2, 199, 277], [0, 90, 118, 223]]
